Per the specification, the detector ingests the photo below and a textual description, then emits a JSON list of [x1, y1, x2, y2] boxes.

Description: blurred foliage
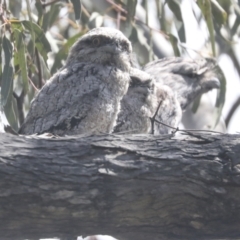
[[0, 0, 238, 132]]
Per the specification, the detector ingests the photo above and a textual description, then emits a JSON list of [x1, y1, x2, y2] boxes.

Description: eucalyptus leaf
[[42, 3, 61, 32], [25, 0, 35, 55], [10, 20, 24, 31], [22, 20, 51, 62], [167, 0, 183, 22], [191, 95, 202, 113], [155, 0, 162, 24], [0, 37, 2, 87], [13, 29, 29, 94], [168, 34, 181, 56], [70, 0, 82, 21], [211, 0, 227, 25], [4, 87, 18, 132], [51, 32, 84, 74], [197, 0, 216, 56], [35, 0, 44, 26], [1, 36, 13, 108], [214, 64, 226, 127], [129, 25, 151, 65], [177, 23, 186, 43], [126, 0, 137, 21]]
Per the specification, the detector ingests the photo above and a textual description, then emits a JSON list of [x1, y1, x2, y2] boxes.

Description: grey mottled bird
[[114, 68, 182, 134], [143, 57, 220, 110], [19, 27, 132, 136]]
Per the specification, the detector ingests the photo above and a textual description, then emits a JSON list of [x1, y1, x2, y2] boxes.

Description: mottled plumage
[[114, 68, 182, 134], [143, 57, 220, 110], [19, 27, 132, 135], [154, 83, 182, 134]]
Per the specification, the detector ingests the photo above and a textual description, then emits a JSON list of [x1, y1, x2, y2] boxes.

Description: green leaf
[[231, 15, 240, 36], [166, 0, 186, 43], [145, 0, 149, 25], [119, 1, 136, 36], [167, 0, 183, 22], [1, 36, 13, 108], [51, 32, 84, 74], [22, 20, 51, 63], [10, 20, 24, 31], [25, 0, 35, 55], [35, 0, 44, 26], [70, 0, 82, 21], [4, 86, 18, 131], [42, 3, 61, 32], [197, 0, 216, 56], [211, 0, 227, 26], [191, 95, 202, 113], [0, 37, 2, 87], [155, 0, 162, 24], [9, 0, 22, 19], [13, 29, 29, 94], [177, 23, 186, 43], [126, 0, 137, 21], [120, 21, 133, 38], [168, 34, 181, 56], [214, 64, 226, 128], [129, 25, 151, 65]]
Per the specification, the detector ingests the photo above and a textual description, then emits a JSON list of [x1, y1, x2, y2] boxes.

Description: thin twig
[[153, 119, 224, 135], [116, 6, 121, 29], [150, 100, 163, 134], [81, 4, 90, 18], [28, 77, 39, 92]]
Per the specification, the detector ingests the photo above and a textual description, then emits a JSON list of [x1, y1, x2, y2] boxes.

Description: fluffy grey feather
[[19, 27, 132, 135], [114, 68, 182, 134]]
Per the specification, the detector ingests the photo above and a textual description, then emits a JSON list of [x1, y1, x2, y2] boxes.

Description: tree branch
[[1, 132, 240, 240]]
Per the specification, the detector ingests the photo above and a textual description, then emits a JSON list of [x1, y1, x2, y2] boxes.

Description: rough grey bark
[[0, 132, 240, 240]]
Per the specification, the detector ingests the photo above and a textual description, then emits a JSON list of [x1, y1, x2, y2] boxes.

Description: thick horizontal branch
[[0, 132, 240, 240]]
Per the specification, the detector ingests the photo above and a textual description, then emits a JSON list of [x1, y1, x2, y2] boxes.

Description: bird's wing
[[143, 57, 219, 110], [143, 57, 215, 77], [19, 63, 101, 135]]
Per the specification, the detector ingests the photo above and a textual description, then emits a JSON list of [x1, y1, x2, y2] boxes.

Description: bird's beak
[[208, 77, 220, 89], [202, 77, 220, 90]]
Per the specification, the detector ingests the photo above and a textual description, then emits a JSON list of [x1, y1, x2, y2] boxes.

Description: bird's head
[[66, 27, 132, 71], [200, 75, 220, 93], [128, 68, 155, 100], [197, 58, 220, 92]]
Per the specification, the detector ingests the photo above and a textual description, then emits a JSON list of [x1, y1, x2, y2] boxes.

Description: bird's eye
[[92, 38, 100, 46]]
